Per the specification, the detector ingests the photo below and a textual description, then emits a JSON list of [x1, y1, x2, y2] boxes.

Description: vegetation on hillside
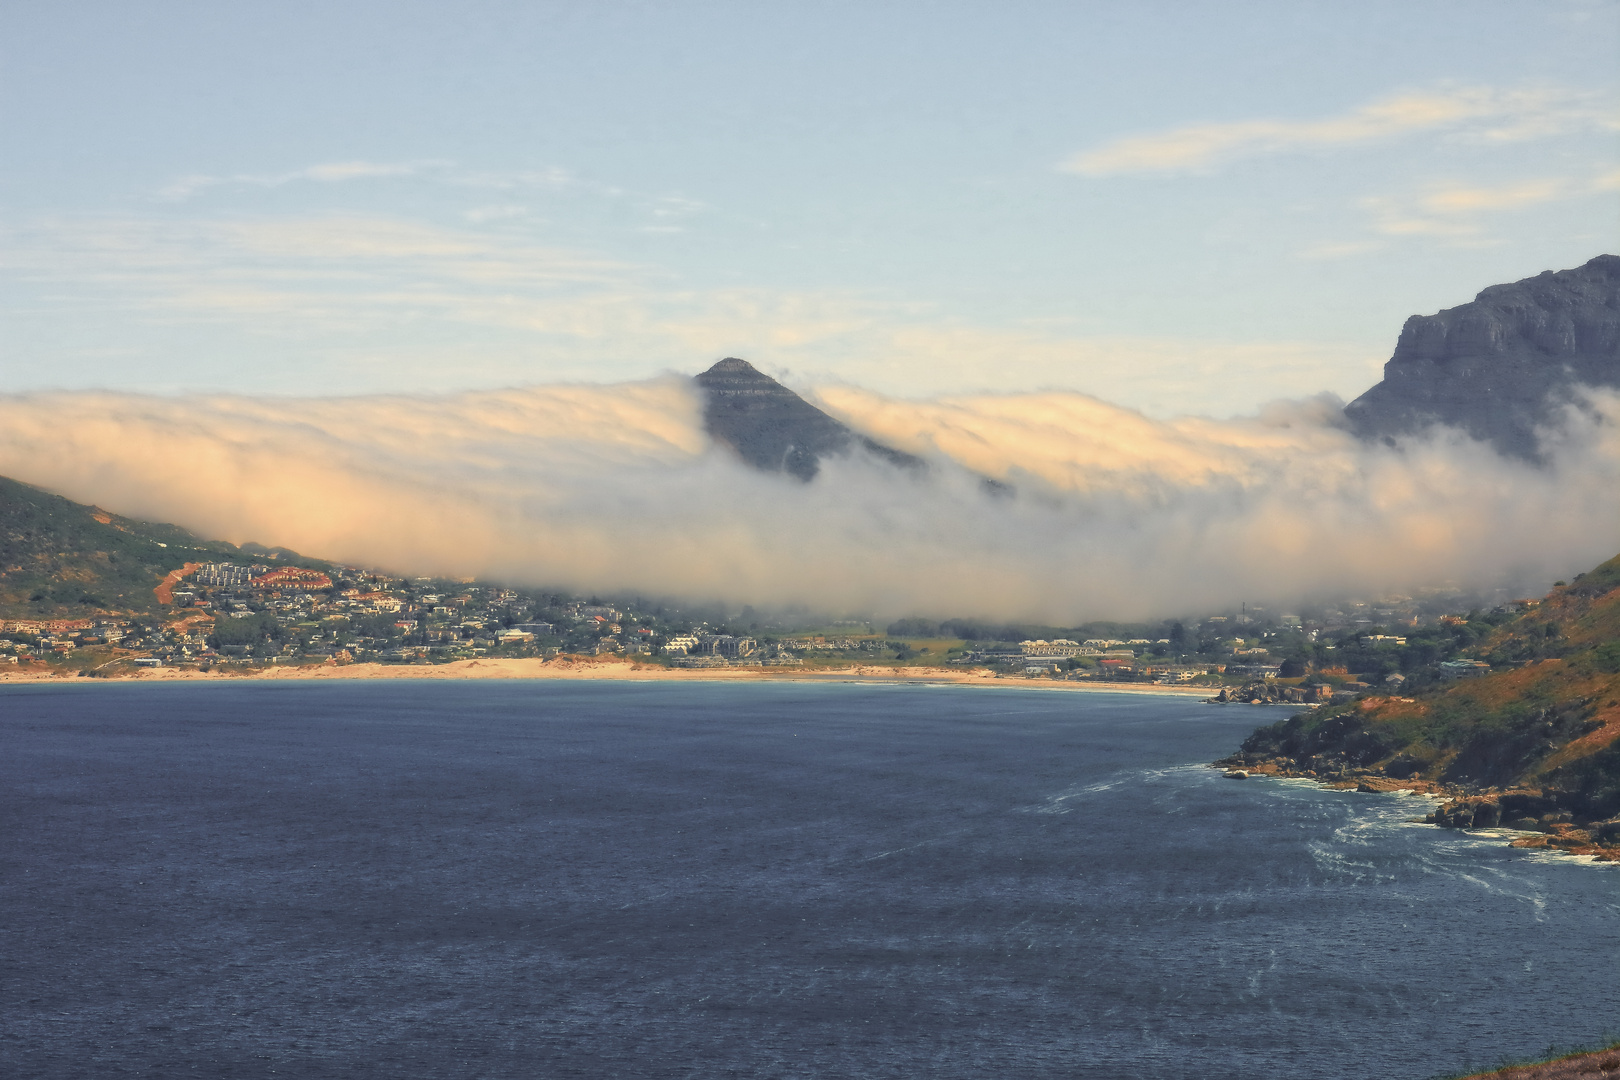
[[0, 475, 321, 618], [1226, 552, 1620, 845]]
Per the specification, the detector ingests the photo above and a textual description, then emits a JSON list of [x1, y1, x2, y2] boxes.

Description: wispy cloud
[[159, 159, 453, 201], [157, 160, 714, 233], [0, 211, 1382, 412], [1302, 168, 1620, 256], [1062, 85, 1616, 176]]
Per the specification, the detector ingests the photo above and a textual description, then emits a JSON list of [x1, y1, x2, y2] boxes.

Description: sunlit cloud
[[1365, 170, 1616, 243], [1062, 85, 1615, 176], [1302, 168, 1620, 258], [0, 379, 1614, 621], [1417, 178, 1566, 214]]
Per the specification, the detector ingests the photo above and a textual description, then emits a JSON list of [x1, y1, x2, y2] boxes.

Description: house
[[1439, 659, 1491, 679]]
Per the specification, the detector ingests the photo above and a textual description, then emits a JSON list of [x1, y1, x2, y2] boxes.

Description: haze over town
[[1, 2, 1616, 619]]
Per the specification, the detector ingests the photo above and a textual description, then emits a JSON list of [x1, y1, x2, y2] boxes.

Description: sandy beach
[[0, 656, 1215, 697]]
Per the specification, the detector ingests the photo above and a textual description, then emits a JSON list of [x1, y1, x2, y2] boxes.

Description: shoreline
[[0, 656, 1216, 697], [1214, 762, 1620, 863]]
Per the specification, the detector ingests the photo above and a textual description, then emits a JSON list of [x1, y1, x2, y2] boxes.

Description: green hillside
[[0, 475, 315, 618], [1223, 552, 1620, 856]]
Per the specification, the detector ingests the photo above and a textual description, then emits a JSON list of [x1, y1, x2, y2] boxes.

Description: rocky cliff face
[[694, 358, 924, 481], [1344, 254, 1620, 460]]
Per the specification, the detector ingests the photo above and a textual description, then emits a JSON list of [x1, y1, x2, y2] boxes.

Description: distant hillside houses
[[252, 567, 333, 591], [1021, 639, 1082, 657], [1, 618, 95, 634], [194, 563, 259, 587], [661, 634, 700, 655], [1021, 639, 1151, 659], [1440, 659, 1492, 679]]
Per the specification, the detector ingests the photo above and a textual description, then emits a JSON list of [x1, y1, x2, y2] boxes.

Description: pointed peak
[[694, 357, 791, 395], [702, 357, 762, 376]]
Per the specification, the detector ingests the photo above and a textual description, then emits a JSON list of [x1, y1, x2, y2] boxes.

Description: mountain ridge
[[1345, 254, 1620, 460], [694, 357, 926, 481], [0, 475, 324, 619]]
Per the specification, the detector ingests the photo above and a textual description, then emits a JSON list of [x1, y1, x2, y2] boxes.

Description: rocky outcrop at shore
[[1428, 792, 1620, 859], [1211, 755, 1620, 861], [1206, 679, 1328, 705], [1216, 548, 1620, 862]]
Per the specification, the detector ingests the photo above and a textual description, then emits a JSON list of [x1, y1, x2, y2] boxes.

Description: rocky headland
[[1216, 550, 1620, 862], [1344, 254, 1620, 461]]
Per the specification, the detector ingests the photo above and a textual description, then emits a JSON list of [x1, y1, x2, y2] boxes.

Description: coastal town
[[0, 557, 1529, 696]]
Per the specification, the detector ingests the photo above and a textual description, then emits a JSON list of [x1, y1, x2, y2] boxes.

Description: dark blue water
[[2, 682, 1616, 1079]]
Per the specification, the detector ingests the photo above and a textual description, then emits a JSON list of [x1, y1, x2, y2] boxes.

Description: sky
[[0, 3, 1617, 618], [2, 1, 1616, 416]]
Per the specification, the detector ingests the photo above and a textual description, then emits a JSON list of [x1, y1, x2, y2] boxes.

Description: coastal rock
[[1434, 798, 1495, 829], [1344, 254, 1620, 461], [1208, 679, 1296, 705]]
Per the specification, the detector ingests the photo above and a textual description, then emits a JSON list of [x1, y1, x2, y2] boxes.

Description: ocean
[[2, 680, 1615, 1079]]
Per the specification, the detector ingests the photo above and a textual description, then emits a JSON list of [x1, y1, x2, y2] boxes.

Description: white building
[[1021, 639, 1082, 657]]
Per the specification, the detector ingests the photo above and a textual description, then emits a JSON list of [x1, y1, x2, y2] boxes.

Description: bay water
[[2, 681, 1616, 1078]]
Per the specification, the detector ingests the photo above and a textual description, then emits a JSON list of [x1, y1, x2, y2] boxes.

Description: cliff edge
[[1344, 254, 1620, 460]]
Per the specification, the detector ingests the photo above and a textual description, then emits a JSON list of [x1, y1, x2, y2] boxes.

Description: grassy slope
[[1440, 1038, 1620, 1080], [0, 475, 322, 618], [1230, 552, 1620, 824]]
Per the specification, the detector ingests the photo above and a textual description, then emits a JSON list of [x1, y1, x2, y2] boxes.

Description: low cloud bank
[[0, 378, 1614, 621]]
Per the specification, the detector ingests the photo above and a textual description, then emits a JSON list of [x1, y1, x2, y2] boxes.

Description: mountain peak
[[706, 356, 762, 375], [1345, 254, 1620, 461], [693, 358, 922, 481]]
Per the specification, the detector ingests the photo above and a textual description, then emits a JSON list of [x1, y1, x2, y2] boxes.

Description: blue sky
[[2, 1, 1616, 415]]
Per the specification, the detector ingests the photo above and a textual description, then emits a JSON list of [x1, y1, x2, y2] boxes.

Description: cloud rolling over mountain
[[0, 378, 1614, 621]]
